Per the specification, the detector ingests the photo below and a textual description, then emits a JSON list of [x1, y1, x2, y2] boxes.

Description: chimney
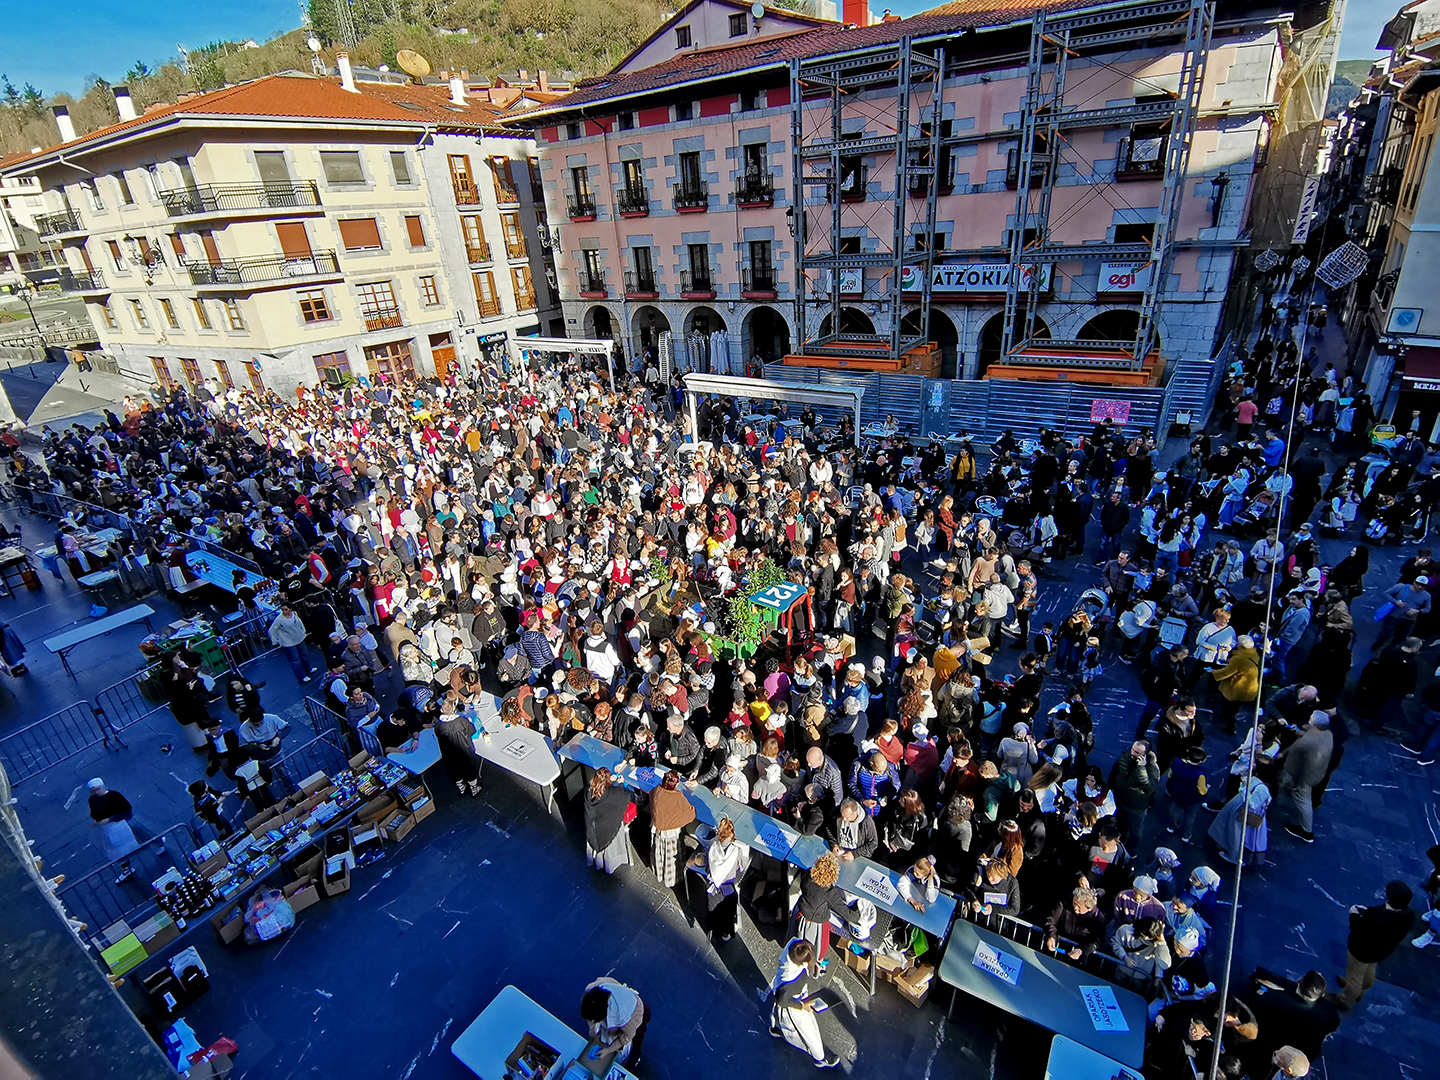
[[537, 70, 549, 92], [460, 69, 470, 83], [336, 52, 358, 93], [518, 69, 529, 84], [113, 85, 137, 121], [29, 146, 41, 154], [449, 73, 467, 105], [52, 106, 76, 143], [842, 0, 869, 25]]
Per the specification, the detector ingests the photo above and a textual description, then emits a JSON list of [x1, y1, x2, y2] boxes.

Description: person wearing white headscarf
[[767, 938, 839, 1068]]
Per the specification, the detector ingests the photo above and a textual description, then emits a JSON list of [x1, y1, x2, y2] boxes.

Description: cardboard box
[[94, 919, 133, 950], [188, 1052, 233, 1080], [100, 933, 148, 976], [245, 807, 279, 832], [320, 860, 351, 897], [209, 898, 246, 945], [894, 962, 934, 1008], [875, 951, 911, 983], [355, 793, 398, 825], [379, 808, 415, 843], [408, 796, 436, 825], [134, 913, 180, 955], [348, 750, 374, 772], [299, 771, 331, 796], [505, 1033, 560, 1078], [193, 849, 231, 877], [291, 851, 322, 883], [833, 936, 870, 977], [283, 877, 322, 914]]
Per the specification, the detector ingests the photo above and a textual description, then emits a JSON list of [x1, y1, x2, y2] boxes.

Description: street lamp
[[10, 280, 49, 356]]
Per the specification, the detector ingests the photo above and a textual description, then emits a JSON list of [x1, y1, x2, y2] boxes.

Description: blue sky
[[0, 0, 1402, 98], [2, 0, 302, 97]]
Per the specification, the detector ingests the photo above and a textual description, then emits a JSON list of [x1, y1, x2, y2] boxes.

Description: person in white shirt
[[698, 817, 749, 941], [1193, 608, 1237, 668], [898, 855, 941, 913]]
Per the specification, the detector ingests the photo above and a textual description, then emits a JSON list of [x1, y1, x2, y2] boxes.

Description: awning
[[515, 336, 612, 356], [681, 372, 865, 412], [1402, 346, 1440, 391]]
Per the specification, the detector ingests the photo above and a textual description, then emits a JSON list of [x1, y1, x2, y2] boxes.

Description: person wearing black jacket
[[1136, 647, 1185, 740], [1333, 880, 1415, 1009], [584, 768, 633, 876], [823, 798, 878, 861], [1097, 492, 1132, 561], [1045, 885, 1106, 959]]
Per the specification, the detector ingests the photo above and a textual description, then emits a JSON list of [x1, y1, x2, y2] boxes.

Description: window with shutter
[[404, 215, 426, 247], [338, 218, 382, 250], [320, 150, 365, 184], [276, 222, 312, 259]]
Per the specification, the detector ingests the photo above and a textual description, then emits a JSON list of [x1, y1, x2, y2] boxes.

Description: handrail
[[0, 700, 123, 784], [35, 210, 83, 236], [184, 250, 341, 287], [158, 181, 321, 216]]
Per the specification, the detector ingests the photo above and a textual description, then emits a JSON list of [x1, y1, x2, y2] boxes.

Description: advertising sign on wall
[[900, 263, 1052, 294], [1097, 262, 1154, 293]]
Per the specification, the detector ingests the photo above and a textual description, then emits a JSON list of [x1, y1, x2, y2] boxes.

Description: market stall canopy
[[680, 373, 865, 446]]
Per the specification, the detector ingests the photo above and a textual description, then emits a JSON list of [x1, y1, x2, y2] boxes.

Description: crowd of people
[[8, 330, 1440, 1078]]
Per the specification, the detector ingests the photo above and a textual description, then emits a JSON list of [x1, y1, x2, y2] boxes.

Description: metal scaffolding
[[790, 38, 944, 360], [1003, 0, 1215, 371]]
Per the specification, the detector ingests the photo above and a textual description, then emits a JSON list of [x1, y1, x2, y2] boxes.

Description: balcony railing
[[568, 192, 597, 220], [624, 270, 658, 297], [579, 270, 607, 296], [184, 250, 341, 287], [736, 174, 774, 207], [465, 240, 491, 264], [741, 268, 776, 296], [673, 181, 709, 212], [503, 235, 528, 260], [495, 184, 520, 207], [362, 308, 403, 332], [743, 272, 777, 298], [56, 268, 106, 292], [477, 296, 503, 318], [453, 180, 481, 205], [158, 181, 321, 217], [515, 287, 537, 311], [616, 185, 649, 216], [35, 210, 83, 237], [680, 269, 714, 296], [1115, 136, 1165, 180]]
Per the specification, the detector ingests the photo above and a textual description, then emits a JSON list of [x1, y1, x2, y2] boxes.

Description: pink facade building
[[518, 0, 1334, 404]]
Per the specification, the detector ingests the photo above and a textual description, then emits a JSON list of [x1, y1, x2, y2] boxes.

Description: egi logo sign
[[1098, 261, 1155, 293], [900, 263, 1052, 294]]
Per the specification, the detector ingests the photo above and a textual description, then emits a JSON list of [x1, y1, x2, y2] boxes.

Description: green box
[[100, 932, 148, 976]]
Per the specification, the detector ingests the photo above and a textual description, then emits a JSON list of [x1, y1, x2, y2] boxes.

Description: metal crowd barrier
[[303, 697, 369, 757], [968, 909, 1160, 1001], [269, 731, 351, 798], [54, 823, 202, 934], [0, 701, 125, 784]]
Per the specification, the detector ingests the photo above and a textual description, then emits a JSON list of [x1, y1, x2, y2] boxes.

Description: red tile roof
[[515, 1, 1088, 118], [1, 73, 523, 170]]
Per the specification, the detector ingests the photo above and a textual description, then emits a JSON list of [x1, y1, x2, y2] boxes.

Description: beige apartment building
[[0, 68, 558, 396]]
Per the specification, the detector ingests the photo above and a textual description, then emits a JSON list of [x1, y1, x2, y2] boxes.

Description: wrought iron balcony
[[184, 250, 341, 288], [35, 210, 83, 237], [362, 308, 403, 331], [568, 192, 596, 220], [736, 174, 774, 207], [515, 285, 537, 311], [56, 268, 106, 292], [495, 182, 520, 206], [477, 296, 503, 318], [579, 270, 607, 297], [453, 180, 481, 206], [159, 181, 321, 217], [504, 235, 528, 260], [673, 181, 709, 212], [680, 269, 714, 296], [616, 184, 649, 216], [741, 268, 776, 296], [465, 239, 491, 263], [624, 270, 658, 297]]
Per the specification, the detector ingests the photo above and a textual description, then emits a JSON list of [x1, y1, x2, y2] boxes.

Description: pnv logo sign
[[1098, 261, 1154, 293]]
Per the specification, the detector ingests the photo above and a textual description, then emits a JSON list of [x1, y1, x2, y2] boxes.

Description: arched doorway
[[743, 306, 791, 369], [583, 305, 614, 340], [976, 311, 1050, 379], [818, 307, 876, 337], [901, 307, 961, 378], [684, 306, 726, 373], [630, 305, 671, 363], [1077, 307, 1141, 344]]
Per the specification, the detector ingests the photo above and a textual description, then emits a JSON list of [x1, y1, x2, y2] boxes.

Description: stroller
[[1074, 587, 1110, 625]]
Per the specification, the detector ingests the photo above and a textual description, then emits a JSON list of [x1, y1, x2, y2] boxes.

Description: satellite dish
[[306, 36, 322, 53], [751, 1, 764, 18], [396, 50, 431, 78]]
